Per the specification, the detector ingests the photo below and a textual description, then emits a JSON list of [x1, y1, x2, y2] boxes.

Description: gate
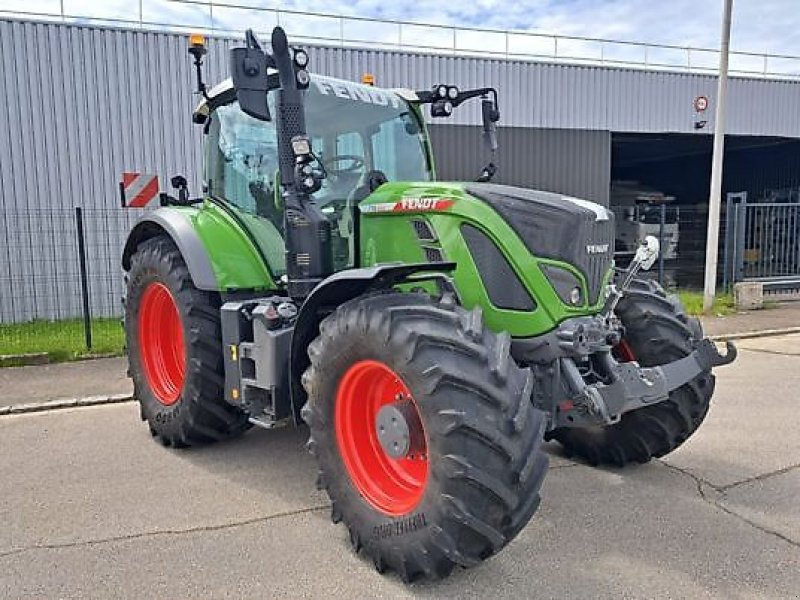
[[724, 192, 800, 293]]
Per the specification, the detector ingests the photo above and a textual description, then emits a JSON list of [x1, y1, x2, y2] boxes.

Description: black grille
[[466, 184, 614, 304], [461, 224, 536, 311], [583, 219, 615, 302], [276, 103, 304, 179], [423, 246, 443, 262], [412, 219, 436, 242]]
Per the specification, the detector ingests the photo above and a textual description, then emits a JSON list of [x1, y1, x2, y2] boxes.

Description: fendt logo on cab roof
[[314, 78, 402, 109], [586, 243, 610, 255], [360, 197, 456, 214]]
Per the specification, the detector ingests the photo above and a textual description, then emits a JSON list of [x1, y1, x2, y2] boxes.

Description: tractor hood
[[464, 184, 615, 304], [359, 181, 615, 312]]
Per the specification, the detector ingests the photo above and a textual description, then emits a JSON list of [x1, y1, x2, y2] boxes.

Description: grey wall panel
[[3, 18, 800, 188], [429, 125, 611, 206]]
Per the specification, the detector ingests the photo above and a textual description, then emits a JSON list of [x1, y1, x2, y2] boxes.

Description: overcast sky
[[1, 0, 798, 57]]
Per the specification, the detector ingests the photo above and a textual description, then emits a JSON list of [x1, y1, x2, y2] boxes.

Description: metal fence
[[613, 205, 724, 290], [2, 199, 796, 358], [4, 1, 800, 79], [0, 207, 142, 357], [724, 196, 800, 290]]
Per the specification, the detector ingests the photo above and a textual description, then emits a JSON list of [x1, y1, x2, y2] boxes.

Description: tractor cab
[[194, 75, 433, 274]]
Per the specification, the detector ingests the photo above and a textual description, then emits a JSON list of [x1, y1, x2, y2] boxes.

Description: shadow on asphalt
[[173, 425, 322, 503]]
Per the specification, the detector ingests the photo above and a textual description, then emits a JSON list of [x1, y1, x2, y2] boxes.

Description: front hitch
[[556, 338, 737, 427]]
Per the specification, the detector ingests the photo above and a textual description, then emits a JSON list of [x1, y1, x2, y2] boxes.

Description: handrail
[[3, 1, 800, 79]]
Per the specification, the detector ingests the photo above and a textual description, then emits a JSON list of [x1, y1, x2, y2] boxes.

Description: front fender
[[288, 262, 456, 423]]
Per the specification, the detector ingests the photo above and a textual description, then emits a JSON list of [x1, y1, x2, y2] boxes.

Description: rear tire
[[549, 279, 715, 466], [125, 235, 250, 447], [301, 292, 549, 581]]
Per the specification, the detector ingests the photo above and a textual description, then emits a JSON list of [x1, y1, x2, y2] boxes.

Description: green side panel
[[233, 208, 287, 276], [175, 202, 279, 291], [359, 182, 612, 338]]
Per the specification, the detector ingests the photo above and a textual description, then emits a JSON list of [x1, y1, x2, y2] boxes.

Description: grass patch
[[0, 318, 125, 363], [677, 290, 737, 316]]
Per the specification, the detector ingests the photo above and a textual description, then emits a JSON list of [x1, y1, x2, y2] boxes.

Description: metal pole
[[703, 0, 734, 312], [75, 207, 92, 351], [658, 202, 666, 285]]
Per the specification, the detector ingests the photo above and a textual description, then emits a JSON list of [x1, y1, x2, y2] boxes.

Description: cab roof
[[193, 74, 419, 123]]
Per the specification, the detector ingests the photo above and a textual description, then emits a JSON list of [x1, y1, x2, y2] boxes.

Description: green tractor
[[121, 27, 736, 581]]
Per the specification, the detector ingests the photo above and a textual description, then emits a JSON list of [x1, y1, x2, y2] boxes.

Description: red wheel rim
[[334, 360, 428, 516], [138, 282, 186, 406]]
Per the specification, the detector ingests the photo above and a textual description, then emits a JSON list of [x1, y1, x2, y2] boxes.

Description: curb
[[0, 352, 124, 368], [0, 393, 134, 416], [0, 352, 50, 367], [709, 326, 800, 342]]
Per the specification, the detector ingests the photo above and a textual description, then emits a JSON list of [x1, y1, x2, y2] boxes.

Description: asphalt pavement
[[1, 335, 799, 598]]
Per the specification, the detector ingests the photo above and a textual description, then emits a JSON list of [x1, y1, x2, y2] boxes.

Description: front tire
[[301, 292, 549, 581], [125, 235, 249, 446], [549, 279, 715, 466]]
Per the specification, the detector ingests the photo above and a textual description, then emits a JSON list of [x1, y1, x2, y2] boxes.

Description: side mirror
[[170, 175, 190, 205], [230, 31, 271, 121], [481, 98, 499, 153]]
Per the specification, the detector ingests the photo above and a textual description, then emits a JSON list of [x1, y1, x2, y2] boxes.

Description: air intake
[[461, 224, 535, 311]]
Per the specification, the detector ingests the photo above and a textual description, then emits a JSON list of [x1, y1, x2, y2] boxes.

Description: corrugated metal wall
[[429, 125, 610, 205], [3, 16, 800, 216], [311, 43, 800, 137]]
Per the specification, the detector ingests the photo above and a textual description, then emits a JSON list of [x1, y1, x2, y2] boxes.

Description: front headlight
[[569, 286, 582, 306], [541, 264, 584, 306]]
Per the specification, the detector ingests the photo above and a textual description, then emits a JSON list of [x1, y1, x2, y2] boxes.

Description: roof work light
[[189, 33, 207, 58]]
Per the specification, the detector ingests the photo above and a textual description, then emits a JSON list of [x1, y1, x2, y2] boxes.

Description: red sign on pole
[[120, 172, 160, 208]]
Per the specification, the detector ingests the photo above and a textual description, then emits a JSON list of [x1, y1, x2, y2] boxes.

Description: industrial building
[[1, 16, 799, 322]]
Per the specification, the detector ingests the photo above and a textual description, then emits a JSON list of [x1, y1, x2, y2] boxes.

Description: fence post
[[734, 203, 747, 283], [75, 207, 92, 351], [658, 202, 666, 285], [723, 194, 734, 290]]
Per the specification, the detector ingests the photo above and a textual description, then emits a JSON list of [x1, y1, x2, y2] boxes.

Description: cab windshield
[[205, 76, 431, 272], [307, 75, 431, 207]]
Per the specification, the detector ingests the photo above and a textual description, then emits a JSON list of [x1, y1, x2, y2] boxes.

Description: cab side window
[[206, 102, 282, 232]]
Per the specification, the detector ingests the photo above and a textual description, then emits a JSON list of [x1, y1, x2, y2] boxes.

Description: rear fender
[[122, 205, 279, 292], [122, 208, 218, 290]]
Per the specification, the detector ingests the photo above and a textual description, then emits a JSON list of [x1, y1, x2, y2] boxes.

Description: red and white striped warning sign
[[120, 172, 160, 208]]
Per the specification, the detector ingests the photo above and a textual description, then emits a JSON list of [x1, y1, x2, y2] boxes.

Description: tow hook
[[694, 338, 737, 368]]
